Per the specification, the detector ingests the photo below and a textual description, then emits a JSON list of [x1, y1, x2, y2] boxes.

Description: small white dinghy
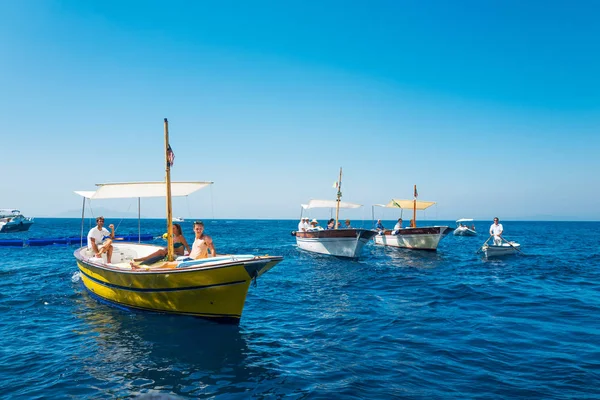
[[453, 218, 477, 236], [482, 241, 521, 258]]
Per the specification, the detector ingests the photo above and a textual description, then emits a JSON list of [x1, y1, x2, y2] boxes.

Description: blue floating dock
[[0, 234, 157, 248]]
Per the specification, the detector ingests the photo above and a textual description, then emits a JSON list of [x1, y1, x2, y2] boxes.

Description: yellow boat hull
[[76, 255, 282, 323]]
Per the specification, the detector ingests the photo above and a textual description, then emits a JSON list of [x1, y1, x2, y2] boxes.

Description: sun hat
[[311, 219, 318, 223]]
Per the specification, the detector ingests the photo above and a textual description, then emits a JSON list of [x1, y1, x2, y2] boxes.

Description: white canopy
[[456, 218, 473, 223], [75, 182, 213, 199], [301, 199, 362, 209], [374, 199, 436, 210], [0, 209, 20, 217]]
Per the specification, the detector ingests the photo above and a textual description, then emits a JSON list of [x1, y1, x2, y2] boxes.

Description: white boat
[[0, 209, 34, 233], [72, 119, 283, 324], [454, 218, 477, 236], [482, 242, 521, 258], [373, 186, 452, 251], [292, 168, 377, 258], [172, 217, 185, 222]]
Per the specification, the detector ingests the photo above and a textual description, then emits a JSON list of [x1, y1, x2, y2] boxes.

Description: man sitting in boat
[[489, 217, 503, 245], [189, 220, 216, 258], [87, 216, 115, 263], [392, 218, 403, 235], [375, 219, 385, 234], [297, 217, 309, 232], [344, 219, 352, 229]]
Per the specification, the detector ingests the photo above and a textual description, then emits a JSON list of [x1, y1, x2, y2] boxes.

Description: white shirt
[[490, 223, 503, 235], [394, 222, 403, 230], [87, 227, 110, 249], [298, 221, 305, 231]]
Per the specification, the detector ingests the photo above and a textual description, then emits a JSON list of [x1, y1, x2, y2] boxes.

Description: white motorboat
[[454, 218, 477, 236], [0, 209, 34, 233], [482, 242, 521, 258], [373, 186, 451, 251], [292, 168, 377, 258], [172, 217, 185, 222]]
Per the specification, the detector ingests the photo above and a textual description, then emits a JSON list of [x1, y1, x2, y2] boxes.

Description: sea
[[1, 218, 599, 399]]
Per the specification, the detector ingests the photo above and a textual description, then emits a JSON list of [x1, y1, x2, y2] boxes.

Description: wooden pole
[[413, 184, 417, 227], [164, 118, 174, 261], [335, 167, 342, 229]]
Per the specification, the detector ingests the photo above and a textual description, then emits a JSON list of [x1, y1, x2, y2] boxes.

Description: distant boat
[[292, 168, 377, 258], [373, 186, 452, 251], [172, 217, 184, 222], [454, 218, 477, 236], [482, 242, 521, 258], [0, 209, 34, 233]]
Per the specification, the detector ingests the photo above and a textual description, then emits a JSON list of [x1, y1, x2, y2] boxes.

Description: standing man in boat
[[87, 216, 115, 263], [489, 217, 503, 245], [190, 220, 216, 259]]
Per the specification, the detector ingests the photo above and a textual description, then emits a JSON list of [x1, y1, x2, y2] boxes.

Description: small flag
[[333, 181, 339, 189], [414, 186, 418, 199], [167, 144, 175, 167]]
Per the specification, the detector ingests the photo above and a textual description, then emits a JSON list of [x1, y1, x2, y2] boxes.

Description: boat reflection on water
[[73, 291, 271, 398], [382, 247, 446, 269]]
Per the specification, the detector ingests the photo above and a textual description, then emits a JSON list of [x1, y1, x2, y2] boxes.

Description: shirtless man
[[189, 220, 216, 258]]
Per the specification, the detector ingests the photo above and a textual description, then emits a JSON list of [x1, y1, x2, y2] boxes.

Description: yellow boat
[[75, 244, 282, 323], [73, 119, 283, 323]]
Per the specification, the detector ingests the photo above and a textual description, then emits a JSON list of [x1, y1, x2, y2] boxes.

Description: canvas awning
[[301, 199, 362, 209], [374, 199, 436, 210], [75, 181, 213, 199]]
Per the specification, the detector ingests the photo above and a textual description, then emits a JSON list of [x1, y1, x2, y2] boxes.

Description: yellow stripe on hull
[[77, 260, 263, 320]]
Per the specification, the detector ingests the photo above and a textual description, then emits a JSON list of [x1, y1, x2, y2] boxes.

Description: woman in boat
[[131, 223, 190, 267], [327, 218, 335, 230]]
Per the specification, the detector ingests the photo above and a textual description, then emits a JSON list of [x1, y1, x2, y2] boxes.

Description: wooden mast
[[412, 184, 417, 228], [335, 167, 342, 229], [164, 118, 174, 261]]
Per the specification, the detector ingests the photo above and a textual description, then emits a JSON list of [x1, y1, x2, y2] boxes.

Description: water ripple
[[1, 219, 599, 398]]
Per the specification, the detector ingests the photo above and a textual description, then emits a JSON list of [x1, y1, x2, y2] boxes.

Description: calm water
[[1, 218, 599, 399]]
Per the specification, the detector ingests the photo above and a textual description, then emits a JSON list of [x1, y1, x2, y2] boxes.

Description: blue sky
[[1, 0, 599, 220]]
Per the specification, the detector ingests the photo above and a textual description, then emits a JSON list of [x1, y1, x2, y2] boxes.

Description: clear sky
[[1, 0, 599, 221]]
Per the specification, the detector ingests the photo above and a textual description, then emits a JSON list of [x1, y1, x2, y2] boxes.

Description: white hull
[[295, 229, 376, 258], [483, 242, 520, 257], [0, 217, 34, 233], [374, 226, 451, 251], [453, 226, 477, 236]]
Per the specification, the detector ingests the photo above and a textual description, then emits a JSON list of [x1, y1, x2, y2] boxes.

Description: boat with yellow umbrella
[[372, 185, 452, 251]]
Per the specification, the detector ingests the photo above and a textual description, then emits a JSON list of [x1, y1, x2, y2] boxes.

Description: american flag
[[167, 144, 175, 167]]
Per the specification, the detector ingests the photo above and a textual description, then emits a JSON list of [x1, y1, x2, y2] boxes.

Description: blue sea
[[1, 218, 599, 399]]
